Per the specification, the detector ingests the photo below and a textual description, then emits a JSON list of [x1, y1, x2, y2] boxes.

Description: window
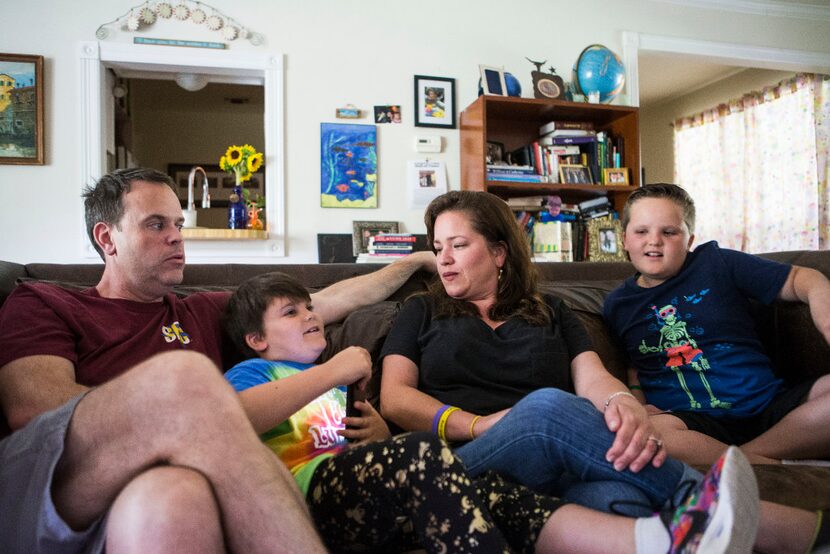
[[674, 74, 830, 252]]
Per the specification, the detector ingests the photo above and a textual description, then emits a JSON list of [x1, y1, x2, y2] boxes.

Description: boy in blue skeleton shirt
[[604, 183, 830, 467]]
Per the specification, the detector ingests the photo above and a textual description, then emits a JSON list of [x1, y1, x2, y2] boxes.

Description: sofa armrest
[[0, 261, 26, 308]]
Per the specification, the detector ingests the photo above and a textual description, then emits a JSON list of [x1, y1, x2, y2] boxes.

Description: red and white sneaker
[[664, 446, 759, 553]]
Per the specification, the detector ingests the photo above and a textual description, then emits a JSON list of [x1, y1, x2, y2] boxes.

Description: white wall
[[641, 68, 796, 183], [2, 0, 830, 263]]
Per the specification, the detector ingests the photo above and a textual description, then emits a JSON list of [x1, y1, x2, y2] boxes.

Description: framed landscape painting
[[0, 53, 44, 165], [321, 123, 378, 208]]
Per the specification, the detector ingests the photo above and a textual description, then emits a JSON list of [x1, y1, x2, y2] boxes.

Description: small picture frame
[[374, 105, 401, 124], [479, 65, 507, 96], [336, 105, 361, 119], [0, 53, 44, 165], [352, 220, 400, 255], [559, 164, 593, 184], [604, 167, 629, 185], [414, 75, 456, 129], [587, 216, 627, 262], [486, 141, 505, 164]]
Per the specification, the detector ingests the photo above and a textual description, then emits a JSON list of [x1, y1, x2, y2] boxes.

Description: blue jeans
[[454, 388, 702, 516]]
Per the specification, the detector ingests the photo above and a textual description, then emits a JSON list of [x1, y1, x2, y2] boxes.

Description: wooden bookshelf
[[459, 95, 640, 213]]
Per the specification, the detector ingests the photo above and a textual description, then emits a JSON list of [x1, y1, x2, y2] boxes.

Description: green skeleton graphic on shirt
[[639, 304, 730, 410]]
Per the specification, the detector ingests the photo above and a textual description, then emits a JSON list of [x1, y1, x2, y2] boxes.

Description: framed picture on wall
[[352, 220, 399, 255], [414, 75, 456, 128], [0, 53, 44, 165]]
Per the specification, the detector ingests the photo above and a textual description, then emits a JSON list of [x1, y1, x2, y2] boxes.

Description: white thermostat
[[415, 136, 442, 153]]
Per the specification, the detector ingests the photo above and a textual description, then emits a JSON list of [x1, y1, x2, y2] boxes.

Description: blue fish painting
[[321, 123, 377, 208]]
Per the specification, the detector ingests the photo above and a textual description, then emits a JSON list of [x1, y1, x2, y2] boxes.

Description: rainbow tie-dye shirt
[[225, 358, 348, 495]]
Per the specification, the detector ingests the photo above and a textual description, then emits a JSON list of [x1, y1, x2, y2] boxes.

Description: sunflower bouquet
[[219, 144, 263, 186]]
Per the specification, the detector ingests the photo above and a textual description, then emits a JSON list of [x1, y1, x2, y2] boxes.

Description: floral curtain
[[674, 74, 830, 252]]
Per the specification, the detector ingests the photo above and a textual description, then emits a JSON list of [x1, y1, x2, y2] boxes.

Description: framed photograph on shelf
[[352, 220, 400, 255], [414, 75, 455, 128], [559, 164, 593, 184], [479, 65, 507, 96], [486, 141, 505, 164], [587, 216, 627, 262], [603, 167, 629, 185], [0, 53, 44, 165]]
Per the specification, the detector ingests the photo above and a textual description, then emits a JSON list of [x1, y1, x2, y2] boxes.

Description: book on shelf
[[578, 196, 611, 213], [541, 129, 597, 138], [356, 253, 406, 264], [486, 164, 536, 175], [506, 196, 547, 207], [368, 243, 414, 252], [370, 234, 416, 243], [487, 173, 547, 183], [538, 120, 594, 136]]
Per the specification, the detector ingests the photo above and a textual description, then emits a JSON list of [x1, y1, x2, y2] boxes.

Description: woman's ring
[[647, 436, 663, 448]]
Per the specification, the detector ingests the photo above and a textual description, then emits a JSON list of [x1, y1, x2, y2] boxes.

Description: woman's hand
[[471, 408, 510, 437], [339, 400, 391, 445], [604, 395, 667, 472]]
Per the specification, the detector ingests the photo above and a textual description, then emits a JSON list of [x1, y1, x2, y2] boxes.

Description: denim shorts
[[671, 379, 816, 445], [0, 393, 107, 553]]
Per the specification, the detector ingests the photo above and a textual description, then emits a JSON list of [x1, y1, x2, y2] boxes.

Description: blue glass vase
[[228, 185, 248, 229]]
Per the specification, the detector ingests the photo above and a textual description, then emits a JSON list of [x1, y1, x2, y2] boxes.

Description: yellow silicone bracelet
[[437, 407, 460, 441], [469, 415, 482, 440]]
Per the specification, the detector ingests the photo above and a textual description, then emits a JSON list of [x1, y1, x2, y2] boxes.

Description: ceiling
[[639, 0, 830, 105]]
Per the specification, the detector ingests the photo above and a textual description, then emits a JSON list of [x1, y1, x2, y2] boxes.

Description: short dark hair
[[81, 168, 176, 260], [424, 190, 548, 325], [224, 272, 312, 359], [622, 183, 697, 234]]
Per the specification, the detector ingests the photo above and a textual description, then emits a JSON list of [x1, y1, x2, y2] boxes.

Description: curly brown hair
[[424, 190, 549, 325]]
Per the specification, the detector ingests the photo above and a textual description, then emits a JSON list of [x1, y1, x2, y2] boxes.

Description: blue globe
[[504, 72, 522, 97], [572, 45, 625, 103], [477, 72, 522, 97]]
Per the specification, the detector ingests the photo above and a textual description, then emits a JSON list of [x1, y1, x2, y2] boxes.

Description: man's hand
[[328, 346, 372, 389], [604, 395, 667, 472], [340, 400, 391, 444]]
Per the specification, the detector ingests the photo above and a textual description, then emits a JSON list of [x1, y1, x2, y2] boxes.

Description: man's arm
[[778, 265, 830, 345], [311, 251, 435, 324], [0, 355, 88, 431]]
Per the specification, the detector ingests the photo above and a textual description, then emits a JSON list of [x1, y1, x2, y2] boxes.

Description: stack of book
[[500, 120, 625, 185], [486, 164, 544, 183], [356, 234, 415, 263]]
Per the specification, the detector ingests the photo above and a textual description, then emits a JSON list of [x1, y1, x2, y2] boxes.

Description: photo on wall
[[321, 123, 378, 208]]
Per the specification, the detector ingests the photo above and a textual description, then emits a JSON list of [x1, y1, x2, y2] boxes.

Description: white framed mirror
[[78, 40, 285, 260]]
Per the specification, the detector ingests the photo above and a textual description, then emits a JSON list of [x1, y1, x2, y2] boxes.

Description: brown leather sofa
[[1, 251, 828, 511]]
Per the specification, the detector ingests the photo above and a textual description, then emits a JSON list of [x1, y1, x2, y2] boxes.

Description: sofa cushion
[[538, 281, 628, 382], [320, 301, 401, 407]]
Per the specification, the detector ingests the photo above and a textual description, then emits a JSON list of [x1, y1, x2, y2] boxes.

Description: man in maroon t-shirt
[[0, 168, 434, 553]]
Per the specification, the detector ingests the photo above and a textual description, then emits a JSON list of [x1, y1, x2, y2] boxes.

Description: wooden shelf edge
[[484, 181, 637, 196], [181, 228, 269, 240]]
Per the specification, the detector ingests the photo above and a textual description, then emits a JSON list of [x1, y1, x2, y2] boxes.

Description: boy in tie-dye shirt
[[223, 272, 564, 553]]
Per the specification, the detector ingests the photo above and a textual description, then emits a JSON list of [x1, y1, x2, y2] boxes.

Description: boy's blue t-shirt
[[225, 358, 347, 495], [603, 241, 791, 418]]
